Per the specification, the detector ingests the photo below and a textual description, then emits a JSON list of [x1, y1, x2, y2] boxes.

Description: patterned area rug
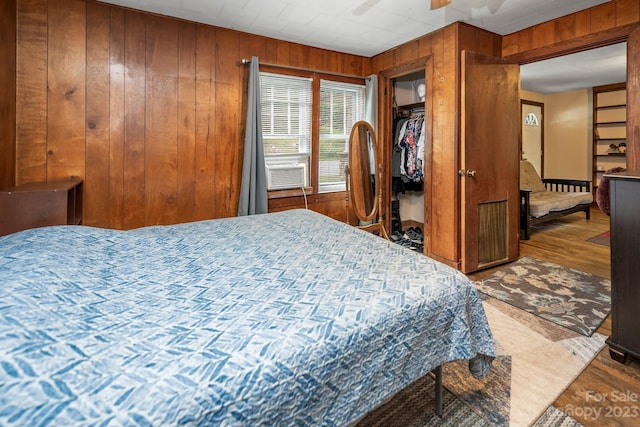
[[534, 407, 585, 426], [587, 230, 610, 246], [355, 371, 489, 426], [357, 296, 604, 426], [474, 256, 610, 337], [355, 375, 585, 427]]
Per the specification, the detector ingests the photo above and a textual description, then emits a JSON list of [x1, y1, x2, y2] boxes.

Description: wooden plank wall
[[502, 0, 640, 172], [369, 0, 639, 268], [0, 0, 17, 190], [371, 23, 502, 268], [503, 0, 640, 62], [10, 0, 640, 241], [369, 0, 639, 267], [372, 26, 460, 267], [14, 0, 371, 229]]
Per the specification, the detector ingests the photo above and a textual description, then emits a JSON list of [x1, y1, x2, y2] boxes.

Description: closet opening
[[389, 70, 426, 253]]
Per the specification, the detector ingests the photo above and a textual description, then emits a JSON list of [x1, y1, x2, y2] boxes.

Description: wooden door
[[460, 50, 520, 273]]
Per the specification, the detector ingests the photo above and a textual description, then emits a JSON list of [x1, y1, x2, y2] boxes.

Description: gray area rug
[[355, 372, 491, 426], [356, 362, 585, 427], [357, 294, 604, 426], [474, 256, 610, 337], [533, 406, 585, 426]]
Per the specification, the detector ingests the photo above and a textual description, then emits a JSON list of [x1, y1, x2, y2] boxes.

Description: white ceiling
[[99, 0, 625, 93], [520, 42, 627, 94]]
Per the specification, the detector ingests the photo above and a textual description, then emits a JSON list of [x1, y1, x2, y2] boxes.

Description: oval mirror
[[348, 120, 378, 223]]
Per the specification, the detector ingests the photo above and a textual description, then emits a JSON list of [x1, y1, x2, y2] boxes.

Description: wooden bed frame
[[520, 178, 591, 240]]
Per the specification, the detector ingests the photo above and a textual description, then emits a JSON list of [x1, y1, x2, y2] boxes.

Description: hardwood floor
[[468, 207, 640, 426]]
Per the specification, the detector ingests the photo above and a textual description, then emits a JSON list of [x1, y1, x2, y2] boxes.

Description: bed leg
[[434, 365, 443, 417]]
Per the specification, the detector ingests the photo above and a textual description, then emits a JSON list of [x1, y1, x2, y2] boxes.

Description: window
[[319, 80, 366, 192], [259, 71, 366, 194], [260, 73, 312, 190], [524, 112, 539, 126]]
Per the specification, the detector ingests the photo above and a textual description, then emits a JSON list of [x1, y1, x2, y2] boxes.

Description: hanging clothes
[[397, 114, 425, 182], [392, 114, 424, 195]]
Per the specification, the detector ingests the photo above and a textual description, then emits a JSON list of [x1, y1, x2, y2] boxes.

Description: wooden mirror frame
[[346, 120, 389, 239]]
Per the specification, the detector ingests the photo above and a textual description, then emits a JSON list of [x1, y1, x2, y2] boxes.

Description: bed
[[519, 160, 592, 240], [0, 209, 495, 425]]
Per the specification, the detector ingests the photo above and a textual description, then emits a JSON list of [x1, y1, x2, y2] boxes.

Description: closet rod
[[240, 58, 367, 80]]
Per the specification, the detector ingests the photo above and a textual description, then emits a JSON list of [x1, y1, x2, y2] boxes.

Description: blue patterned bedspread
[[0, 209, 494, 426]]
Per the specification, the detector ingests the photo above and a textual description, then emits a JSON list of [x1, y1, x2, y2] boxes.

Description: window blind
[[319, 80, 365, 192], [260, 73, 312, 159]]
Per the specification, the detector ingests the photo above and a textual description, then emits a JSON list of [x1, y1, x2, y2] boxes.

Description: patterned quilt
[[0, 209, 495, 426]]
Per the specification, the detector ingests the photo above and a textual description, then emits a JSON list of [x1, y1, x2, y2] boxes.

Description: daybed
[[0, 209, 495, 425], [520, 160, 592, 240]]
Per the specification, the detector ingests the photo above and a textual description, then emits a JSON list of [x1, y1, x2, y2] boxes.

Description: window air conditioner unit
[[266, 163, 308, 190]]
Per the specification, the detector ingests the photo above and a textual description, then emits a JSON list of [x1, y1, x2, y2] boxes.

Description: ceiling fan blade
[[431, 0, 452, 9]]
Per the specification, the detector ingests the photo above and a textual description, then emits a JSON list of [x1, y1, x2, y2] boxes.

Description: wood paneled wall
[[503, 0, 640, 62], [0, 0, 16, 190], [369, 0, 639, 267], [13, 0, 371, 229], [8, 0, 640, 242], [371, 23, 502, 268], [502, 0, 640, 171]]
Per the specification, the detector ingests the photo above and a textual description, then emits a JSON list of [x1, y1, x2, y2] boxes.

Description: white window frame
[[319, 80, 366, 193], [260, 73, 312, 190], [258, 70, 366, 195]]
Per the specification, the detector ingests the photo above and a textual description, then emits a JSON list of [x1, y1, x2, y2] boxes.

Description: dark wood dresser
[[606, 170, 640, 363], [0, 179, 83, 237]]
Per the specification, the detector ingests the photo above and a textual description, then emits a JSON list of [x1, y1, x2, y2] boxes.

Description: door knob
[[458, 169, 477, 177]]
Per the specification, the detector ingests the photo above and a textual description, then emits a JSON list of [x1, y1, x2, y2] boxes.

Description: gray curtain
[[238, 56, 268, 216], [365, 74, 378, 132], [365, 74, 378, 174], [362, 74, 379, 227]]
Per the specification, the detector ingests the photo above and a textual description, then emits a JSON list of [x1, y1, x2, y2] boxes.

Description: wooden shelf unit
[[592, 83, 627, 191], [0, 179, 83, 236]]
